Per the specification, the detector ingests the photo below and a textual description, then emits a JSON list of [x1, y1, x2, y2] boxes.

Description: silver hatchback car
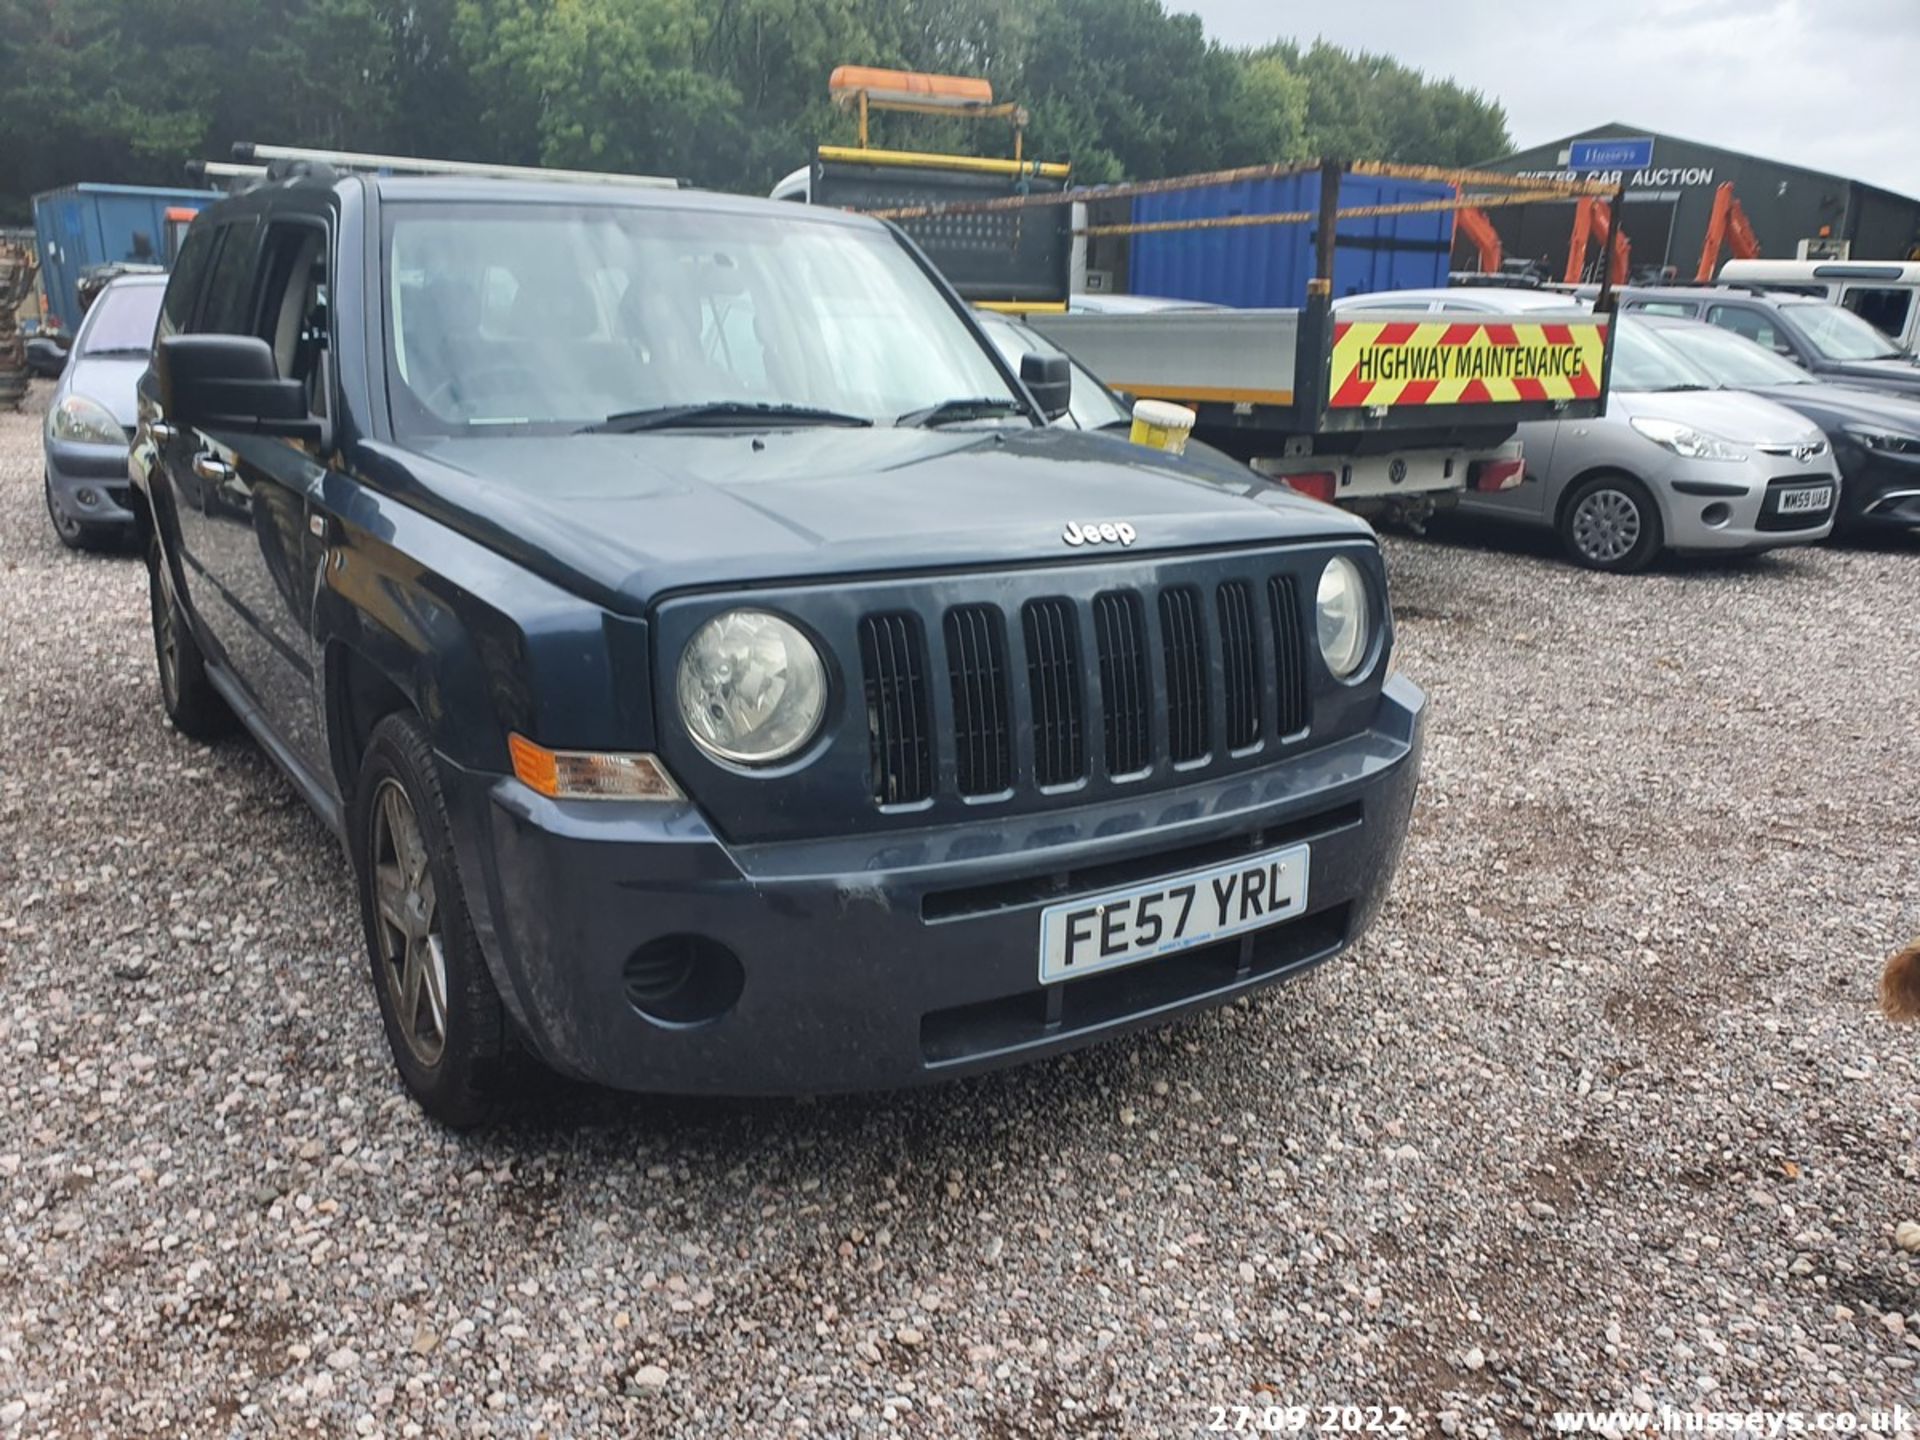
[[1337, 287, 1841, 571], [1459, 317, 1839, 571]]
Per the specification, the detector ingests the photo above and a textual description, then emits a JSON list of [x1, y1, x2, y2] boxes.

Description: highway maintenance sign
[[1329, 318, 1609, 408]]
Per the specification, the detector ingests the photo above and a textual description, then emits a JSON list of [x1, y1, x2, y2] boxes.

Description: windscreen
[[1784, 301, 1903, 361], [383, 202, 1019, 432], [1611, 320, 1714, 393], [1654, 323, 1812, 387], [80, 284, 164, 356]]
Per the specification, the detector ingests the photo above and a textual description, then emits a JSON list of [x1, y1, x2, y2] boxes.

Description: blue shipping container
[[1126, 170, 1455, 309], [32, 183, 220, 334]]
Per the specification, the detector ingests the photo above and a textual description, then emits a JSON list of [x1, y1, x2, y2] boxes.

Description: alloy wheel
[[1570, 487, 1643, 564], [370, 779, 450, 1067], [150, 564, 182, 707]]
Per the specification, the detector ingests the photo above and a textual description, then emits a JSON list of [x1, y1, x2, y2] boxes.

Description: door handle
[[148, 419, 176, 444], [192, 453, 234, 483]]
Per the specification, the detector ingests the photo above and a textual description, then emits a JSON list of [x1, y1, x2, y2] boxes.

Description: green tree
[[0, 0, 1513, 221]]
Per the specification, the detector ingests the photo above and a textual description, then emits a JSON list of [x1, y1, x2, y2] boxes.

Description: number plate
[[1038, 843, 1311, 985], [1777, 485, 1832, 514]]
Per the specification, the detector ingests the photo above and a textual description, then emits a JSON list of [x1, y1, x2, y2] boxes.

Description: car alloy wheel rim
[[151, 571, 182, 705], [370, 778, 449, 1067], [1572, 488, 1642, 563]]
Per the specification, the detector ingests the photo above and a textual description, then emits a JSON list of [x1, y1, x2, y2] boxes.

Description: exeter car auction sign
[[1328, 319, 1609, 408]]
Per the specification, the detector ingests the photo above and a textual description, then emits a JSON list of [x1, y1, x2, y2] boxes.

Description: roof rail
[[231, 142, 684, 190]]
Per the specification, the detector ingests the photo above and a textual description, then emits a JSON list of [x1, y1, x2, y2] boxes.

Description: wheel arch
[[1552, 463, 1670, 534]]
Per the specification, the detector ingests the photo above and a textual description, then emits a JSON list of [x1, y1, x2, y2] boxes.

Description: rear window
[[1841, 286, 1914, 340], [80, 284, 164, 356]]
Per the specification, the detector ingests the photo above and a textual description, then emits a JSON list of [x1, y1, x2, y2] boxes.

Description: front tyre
[[1558, 472, 1663, 573], [147, 536, 235, 738], [353, 713, 522, 1128], [46, 472, 111, 552]]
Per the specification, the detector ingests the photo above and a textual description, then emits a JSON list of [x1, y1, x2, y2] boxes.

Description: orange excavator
[[1694, 182, 1759, 281], [1564, 197, 1630, 286], [1450, 197, 1628, 284], [1455, 206, 1502, 272]]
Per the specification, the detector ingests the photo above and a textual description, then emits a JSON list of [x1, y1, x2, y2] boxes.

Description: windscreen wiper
[[894, 396, 1025, 428], [580, 402, 872, 434]]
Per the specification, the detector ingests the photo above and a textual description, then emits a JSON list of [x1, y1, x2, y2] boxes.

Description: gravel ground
[[2, 379, 1917, 1438]]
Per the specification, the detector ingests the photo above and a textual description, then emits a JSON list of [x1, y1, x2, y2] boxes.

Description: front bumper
[[1663, 464, 1838, 552], [441, 674, 1425, 1095], [1860, 487, 1920, 529], [1838, 445, 1920, 530], [44, 436, 137, 529]]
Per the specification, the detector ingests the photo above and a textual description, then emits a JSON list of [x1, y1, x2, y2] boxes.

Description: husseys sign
[[1329, 318, 1609, 407]]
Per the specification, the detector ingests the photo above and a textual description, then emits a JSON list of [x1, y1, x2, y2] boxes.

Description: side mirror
[[1020, 352, 1072, 422], [26, 338, 67, 377], [158, 334, 317, 439]]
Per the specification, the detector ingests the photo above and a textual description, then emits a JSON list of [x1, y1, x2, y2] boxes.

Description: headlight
[[49, 394, 124, 446], [1315, 556, 1372, 680], [1628, 416, 1746, 461], [676, 610, 827, 764], [1843, 424, 1920, 455]]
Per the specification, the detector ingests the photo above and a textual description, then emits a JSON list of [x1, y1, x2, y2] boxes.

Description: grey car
[[1456, 317, 1840, 571], [43, 273, 164, 549]]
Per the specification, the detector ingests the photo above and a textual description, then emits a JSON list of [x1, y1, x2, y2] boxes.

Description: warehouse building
[[1470, 123, 1920, 279]]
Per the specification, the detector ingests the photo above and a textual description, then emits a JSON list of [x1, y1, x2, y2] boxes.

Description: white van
[[1717, 260, 1920, 354]]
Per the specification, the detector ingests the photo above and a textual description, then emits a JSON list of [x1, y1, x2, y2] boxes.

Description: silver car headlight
[[49, 394, 124, 446], [1628, 416, 1746, 462], [1315, 556, 1372, 679], [676, 609, 827, 764]]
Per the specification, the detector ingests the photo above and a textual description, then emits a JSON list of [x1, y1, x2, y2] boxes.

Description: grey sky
[[1180, 0, 1920, 198]]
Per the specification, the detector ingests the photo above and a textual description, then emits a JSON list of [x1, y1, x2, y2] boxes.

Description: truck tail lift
[[1695, 182, 1760, 282]]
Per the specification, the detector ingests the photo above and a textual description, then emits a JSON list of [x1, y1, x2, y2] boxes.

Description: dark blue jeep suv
[[130, 167, 1425, 1125]]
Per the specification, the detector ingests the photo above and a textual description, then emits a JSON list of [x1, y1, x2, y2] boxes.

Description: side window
[[1841, 287, 1912, 339], [1627, 301, 1693, 317], [193, 219, 263, 335], [159, 227, 215, 339], [252, 220, 332, 414], [1707, 304, 1784, 353]]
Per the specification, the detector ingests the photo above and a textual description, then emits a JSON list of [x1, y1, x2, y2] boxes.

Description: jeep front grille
[[1269, 576, 1310, 737], [859, 612, 933, 805], [859, 574, 1315, 807], [1093, 590, 1150, 777], [945, 604, 1012, 797], [1217, 580, 1261, 751], [1022, 598, 1086, 788]]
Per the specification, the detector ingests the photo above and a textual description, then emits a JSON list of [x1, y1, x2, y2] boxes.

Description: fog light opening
[[1701, 501, 1732, 527], [622, 935, 744, 1027], [74, 486, 101, 509]]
